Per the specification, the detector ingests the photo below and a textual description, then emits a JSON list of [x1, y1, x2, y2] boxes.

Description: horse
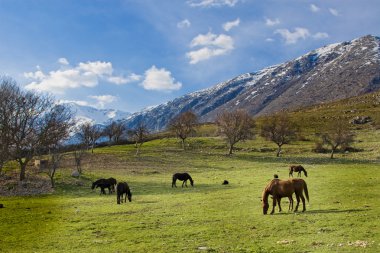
[[116, 182, 132, 204], [172, 173, 194, 188], [272, 174, 292, 211], [262, 178, 309, 215], [91, 178, 115, 194], [107, 177, 117, 193], [289, 165, 308, 177]]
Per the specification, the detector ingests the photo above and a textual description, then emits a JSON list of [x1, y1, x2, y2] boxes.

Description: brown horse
[[289, 165, 308, 177], [262, 178, 309, 215]]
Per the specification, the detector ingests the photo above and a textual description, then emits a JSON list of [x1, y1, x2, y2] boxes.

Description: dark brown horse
[[116, 182, 132, 204], [262, 178, 309, 215], [172, 173, 194, 188], [92, 178, 115, 194], [289, 165, 308, 177]]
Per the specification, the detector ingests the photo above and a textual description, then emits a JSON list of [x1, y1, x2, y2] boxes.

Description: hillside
[[125, 35, 380, 131]]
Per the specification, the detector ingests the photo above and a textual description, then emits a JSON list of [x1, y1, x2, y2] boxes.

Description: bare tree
[[77, 122, 102, 153], [0, 78, 16, 175], [46, 148, 65, 188], [168, 111, 198, 149], [216, 110, 255, 155], [260, 113, 297, 157], [321, 119, 355, 159], [104, 121, 126, 145], [128, 122, 150, 156], [73, 147, 86, 174], [0, 79, 74, 181]]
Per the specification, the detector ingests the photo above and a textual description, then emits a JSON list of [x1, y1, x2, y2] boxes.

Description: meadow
[[1, 132, 379, 253]]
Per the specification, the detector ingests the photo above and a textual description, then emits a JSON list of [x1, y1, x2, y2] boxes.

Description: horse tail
[[303, 180, 309, 202]]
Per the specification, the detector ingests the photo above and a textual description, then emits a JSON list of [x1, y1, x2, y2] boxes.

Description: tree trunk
[[330, 149, 335, 159], [228, 144, 234, 155], [181, 138, 186, 150], [19, 162, 27, 181], [276, 145, 282, 157]]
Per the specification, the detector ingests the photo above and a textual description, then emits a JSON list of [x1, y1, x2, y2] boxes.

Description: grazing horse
[[262, 178, 309, 215], [117, 182, 132, 204], [172, 173, 194, 188], [91, 178, 114, 194], [289, 165, 308, 177], [107, 177, 117, 193]]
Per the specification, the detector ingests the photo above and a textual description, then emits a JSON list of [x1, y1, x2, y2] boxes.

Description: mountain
[[63, 102, 131, 126], [125, 35, 380, 132]]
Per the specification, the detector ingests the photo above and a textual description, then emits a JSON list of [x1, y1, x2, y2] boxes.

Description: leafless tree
[[216, 110, 255, 155], [128, 122, 150, 156], [260, 113, 298, 157], [168, 111, 198, 149], [73, 146, 86, 174], [0, 79, 74, 181], [46, 148, 65, 188], [321, 119, 355, 159], [77, 122, 102, 153], [104, 121, 126, 145], [0, 78, 16, 175]]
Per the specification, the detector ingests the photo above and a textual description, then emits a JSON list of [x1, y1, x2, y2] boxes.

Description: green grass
[[1, 134, 380, 253]]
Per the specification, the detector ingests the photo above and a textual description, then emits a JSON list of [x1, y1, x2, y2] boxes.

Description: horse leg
[[288, 197, 293, 211], [117, 194, 120, 204], [124, 192, 127, 203], [300, 193, 306, 212], [185, 180, 188, 188], [277, 197, 282, 212], [294, 193, 300, 212], [270, 197, 276, 215], [298, 171, 301, 177]]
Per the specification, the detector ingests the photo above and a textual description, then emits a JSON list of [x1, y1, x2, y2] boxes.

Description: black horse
[[107, 177, 117, 193], [91, 178, 116, 194], [172, 173, 194, 188], [117, 182, 132, 204]]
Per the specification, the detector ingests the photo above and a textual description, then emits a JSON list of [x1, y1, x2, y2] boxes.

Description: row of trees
[[169, 109, 355, 158]]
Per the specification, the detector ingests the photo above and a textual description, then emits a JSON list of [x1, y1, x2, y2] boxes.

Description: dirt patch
[[0, 171, 53, 196], [277, 240, 295, 245]]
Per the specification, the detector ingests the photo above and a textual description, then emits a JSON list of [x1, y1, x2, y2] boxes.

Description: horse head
[[127, 190, 132, 202], [91, 182, 96, 190], [262, 201, 269, 215]]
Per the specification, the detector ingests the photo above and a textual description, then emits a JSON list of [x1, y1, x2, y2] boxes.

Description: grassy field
[[1, 135, 380, 253]]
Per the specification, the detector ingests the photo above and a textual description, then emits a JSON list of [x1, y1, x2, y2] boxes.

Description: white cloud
[[275, 28, 329, 44], [187, 0, 238, 8], [88, 95, 117, 108], [177, 19, 191, 29], [266, 38, 274, 42], [329, 8, 339, 16], [58, 58, 69, 65], [107, 73, 142, 85], [313, 32, 329, 39], [310, 4, 320, 12], [275, 27, 310, 44], [58, 99, 90, 107], [265, 18, 280, 26], [24, 59, 138, 93], [140, 66, 182, 91], [223, 18, 240, 31], [187, 32, 234, 64]]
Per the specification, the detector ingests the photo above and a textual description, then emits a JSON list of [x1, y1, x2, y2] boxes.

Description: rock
[[71, 170, 80, 177], [350, 116, 372, 124], [222, 180, 229, 185]]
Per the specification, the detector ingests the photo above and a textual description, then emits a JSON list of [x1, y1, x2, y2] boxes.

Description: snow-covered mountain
[[63, 102, 131, 126], [124, 35, 380, 131]]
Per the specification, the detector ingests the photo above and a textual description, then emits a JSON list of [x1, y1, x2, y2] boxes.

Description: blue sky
[[1, 0, 380, 113]]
